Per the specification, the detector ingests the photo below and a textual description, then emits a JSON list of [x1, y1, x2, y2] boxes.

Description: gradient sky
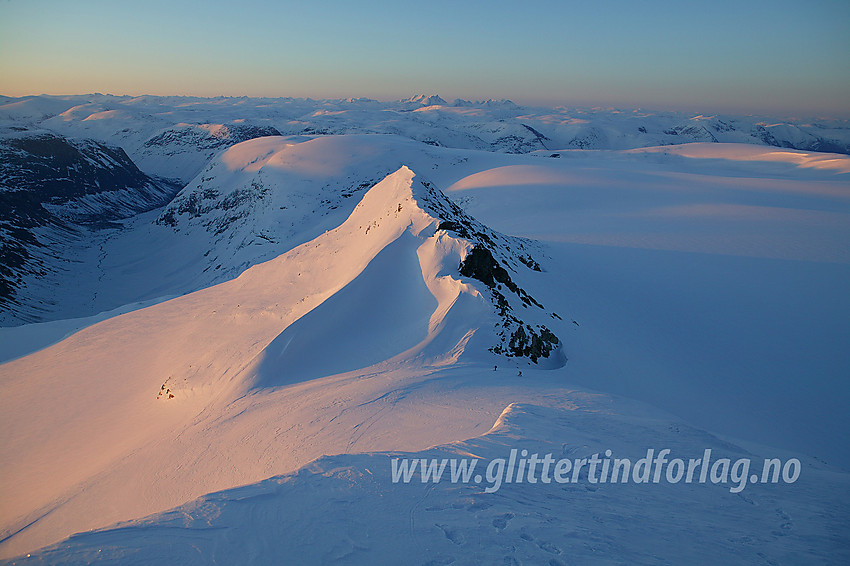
[[1, 0, 848, 115]]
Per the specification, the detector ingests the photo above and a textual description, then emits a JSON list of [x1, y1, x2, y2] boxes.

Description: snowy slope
[[13, 400, 849, 565], [0, 166, 563, 558]]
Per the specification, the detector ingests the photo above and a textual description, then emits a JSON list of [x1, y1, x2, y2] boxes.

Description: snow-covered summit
[[398, 94, 448, 108]]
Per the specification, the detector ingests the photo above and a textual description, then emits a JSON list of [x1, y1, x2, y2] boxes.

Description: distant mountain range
[[2, 94, 848, 185]]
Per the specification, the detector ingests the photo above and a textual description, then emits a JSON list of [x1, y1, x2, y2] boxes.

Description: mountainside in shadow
[[0, 132, 178, 323]]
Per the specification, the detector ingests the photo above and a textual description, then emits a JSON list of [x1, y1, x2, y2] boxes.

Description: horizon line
[[2, 92, 848, 121]]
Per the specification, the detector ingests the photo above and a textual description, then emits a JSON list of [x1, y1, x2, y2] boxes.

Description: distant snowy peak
[[665, 122, 718, 142], [748, 122, 849, 154], [341, 97, 379, 104], [399, 94, 448, 108], [566, 125, 609, 149]]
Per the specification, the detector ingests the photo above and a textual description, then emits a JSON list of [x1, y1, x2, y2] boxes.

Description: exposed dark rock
[[568, 127, 606, 149], [668, 124, 718, 143], [416, 177, 562, 364], [460, 246, 544, 310], [459, 246, 511, 288], [144, 124, 281, 150], [521, 123, 550, 150]]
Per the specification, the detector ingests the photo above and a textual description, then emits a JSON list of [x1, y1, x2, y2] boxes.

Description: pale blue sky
[[1, 0, 848, 115]]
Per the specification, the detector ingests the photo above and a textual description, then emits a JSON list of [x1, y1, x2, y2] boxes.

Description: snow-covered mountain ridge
[[0, 164, 565, 558]]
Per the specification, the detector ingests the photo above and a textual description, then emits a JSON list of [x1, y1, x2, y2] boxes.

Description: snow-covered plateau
[[0, 95, 848, 564]]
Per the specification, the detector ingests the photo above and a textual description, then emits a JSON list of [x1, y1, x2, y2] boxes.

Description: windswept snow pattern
[[1, 96, 849, 564], [13, 401, 850, 565]]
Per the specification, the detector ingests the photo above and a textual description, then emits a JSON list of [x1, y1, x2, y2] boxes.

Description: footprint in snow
[[538, 541, 562, 555], [492, 512, 515, 531], [519, 532, 562, 555], [772, 508, 793, 536], [436, 523, 465, 545], [465, 498, 492, 512]]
